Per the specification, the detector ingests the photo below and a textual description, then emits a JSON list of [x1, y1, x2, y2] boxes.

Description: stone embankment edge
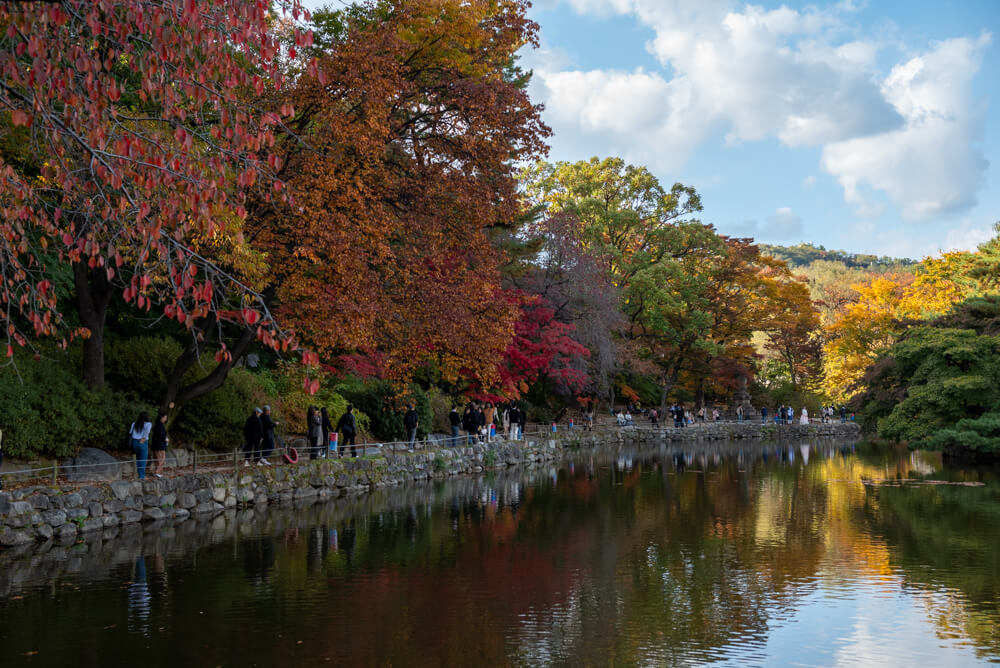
[[0, 422, 860, 547]]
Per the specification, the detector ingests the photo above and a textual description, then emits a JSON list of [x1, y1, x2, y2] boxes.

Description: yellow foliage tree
[[822, 257, 974, 401]]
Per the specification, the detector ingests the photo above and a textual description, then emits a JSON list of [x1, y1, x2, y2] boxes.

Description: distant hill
[[759, 243, 916, 269]]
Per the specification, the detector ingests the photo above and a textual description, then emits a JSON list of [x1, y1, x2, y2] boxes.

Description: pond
[[1, 440, 998, 667]]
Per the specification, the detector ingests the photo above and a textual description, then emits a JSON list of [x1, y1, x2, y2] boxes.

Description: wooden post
[[192, 450, 197, 474], [52, 460, 58, 485]]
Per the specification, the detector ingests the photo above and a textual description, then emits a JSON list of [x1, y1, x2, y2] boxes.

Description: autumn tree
[[522, 157, 741, 407], [493, 292, 590, 399], [502, 211, 621, 401], [759, 276, 821, 391], [241, 0, 548, 396], [0, 0, 317, 388]]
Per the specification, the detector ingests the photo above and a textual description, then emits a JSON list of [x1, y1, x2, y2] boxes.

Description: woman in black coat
[[150, 411, 168, 478], [320, 407, 333, 457]]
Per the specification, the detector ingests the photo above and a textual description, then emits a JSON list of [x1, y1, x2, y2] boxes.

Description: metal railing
[[0, 426, 559, 488]]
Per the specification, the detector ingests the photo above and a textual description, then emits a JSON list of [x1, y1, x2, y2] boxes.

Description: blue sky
[[521, 0, 1000, 258]]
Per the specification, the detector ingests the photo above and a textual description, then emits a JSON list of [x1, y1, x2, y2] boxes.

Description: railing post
[[193, 450, 197, 474], [52, 460, 58, 485]]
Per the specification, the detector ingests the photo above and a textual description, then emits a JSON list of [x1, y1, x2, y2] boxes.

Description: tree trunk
[[159, 319, 255, 416], [659, 365, 681, 411], [73, 261, 113, 390]]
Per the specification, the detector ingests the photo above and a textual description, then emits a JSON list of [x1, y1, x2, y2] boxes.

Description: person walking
[[320, 407, 333, 458], [307, 406, 323, 460], [736, 405, 744, 424], [476, 404, 486, 443], [150, 411, 168, 478], [462, 404, 476, 445], [130, 412, 153, 480], [448, 406, 461, 447], [484, 403, 496, 435], [508, 404, 521, 441], [404, 403, 419, 450], [337, 405, 358, 457], [244, 408, 264, 467], [800, 407, 810, 425], [760, 406, 768, 424], [517, 404, 527, 440], [260, 405, 277, 465]]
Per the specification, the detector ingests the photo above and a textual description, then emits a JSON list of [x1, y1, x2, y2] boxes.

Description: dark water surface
[[1, 440, 998, 667]]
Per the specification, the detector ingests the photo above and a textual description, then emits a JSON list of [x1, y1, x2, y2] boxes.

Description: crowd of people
[[117, 397, 857, 481], [452, 402, 529, 445]]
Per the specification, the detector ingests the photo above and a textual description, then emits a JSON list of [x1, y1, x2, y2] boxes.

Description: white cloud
[[943, 222, 996, 252], [821, 34, 991, 219], [528, 1, 992, 222]]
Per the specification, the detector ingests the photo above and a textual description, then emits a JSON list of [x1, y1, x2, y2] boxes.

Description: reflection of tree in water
[[863, 475, 1000, 658], [509, 451, 833, 664], [4, 441, 998, 667], [243, 537, 276, 586]]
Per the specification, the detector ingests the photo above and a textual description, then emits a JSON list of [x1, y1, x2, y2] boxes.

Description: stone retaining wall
[[0, 422, 860, 547]]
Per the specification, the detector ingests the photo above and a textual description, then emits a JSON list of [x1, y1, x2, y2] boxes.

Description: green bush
[[268, 364, 362, 439], [924, 408, 1000, 454], [0, 349, 145, 458], [336, 377, 432, 442], [105, 336, 186, 401], [171, 367, 263, 449], [0, 340, 377, 457], [857, 327, 1000, 447], [426, 387, 453, 433]]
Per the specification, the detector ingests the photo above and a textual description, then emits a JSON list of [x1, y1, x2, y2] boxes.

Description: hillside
[[759, 242, 916, 269]]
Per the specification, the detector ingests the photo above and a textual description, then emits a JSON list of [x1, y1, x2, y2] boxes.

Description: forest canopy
[[0, 0, 995, 460]]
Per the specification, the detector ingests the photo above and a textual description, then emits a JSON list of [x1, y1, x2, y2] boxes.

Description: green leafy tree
[[857, 325, 1000, 450], [521, 157, 726, 406]]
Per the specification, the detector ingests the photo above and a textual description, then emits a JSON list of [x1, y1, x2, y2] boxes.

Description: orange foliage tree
[[248, 0, 549, 391]]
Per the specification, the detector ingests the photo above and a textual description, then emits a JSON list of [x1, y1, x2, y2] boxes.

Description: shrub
[[0, 349, 145, 458], [426, 386, 453, 433], [171, 367, 262, 450], [269, 363, 363, 439], [105, 336, 186, 401], [334, 377, 437, 442]]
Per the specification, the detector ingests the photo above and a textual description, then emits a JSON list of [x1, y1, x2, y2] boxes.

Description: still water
[[1, 440, 998, 667]]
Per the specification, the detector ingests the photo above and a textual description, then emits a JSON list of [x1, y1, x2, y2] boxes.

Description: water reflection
[[0, 440, 997, 667]]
